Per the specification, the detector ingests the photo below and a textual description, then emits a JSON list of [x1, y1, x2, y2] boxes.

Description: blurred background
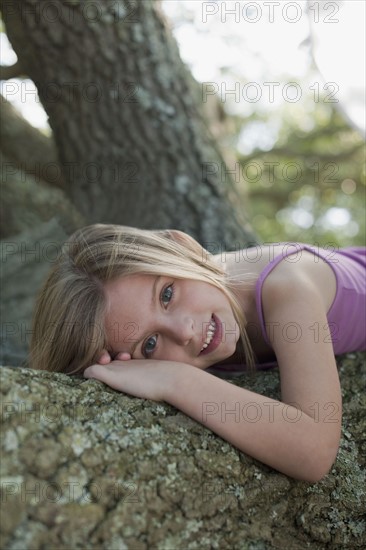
[[1, 0, 365, 246]]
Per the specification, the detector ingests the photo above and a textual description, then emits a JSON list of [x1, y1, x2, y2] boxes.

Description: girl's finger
[[115, 352, 131, 361], [97, 350, 112, 364]]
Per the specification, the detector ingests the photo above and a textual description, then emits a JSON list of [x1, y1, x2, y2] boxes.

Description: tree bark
[[0, 95, 66, 190], [0, 151, 86, 238], [0, 0, 257, 248]]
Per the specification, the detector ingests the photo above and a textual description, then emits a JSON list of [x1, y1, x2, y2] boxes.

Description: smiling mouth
[[199, 314, 223, 356], [200, 316, 216, 352]]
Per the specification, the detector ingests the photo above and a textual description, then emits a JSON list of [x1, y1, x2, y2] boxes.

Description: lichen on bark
[[1, 353, 365, 549]]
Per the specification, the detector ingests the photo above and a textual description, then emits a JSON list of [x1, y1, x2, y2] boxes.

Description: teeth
[[200, 319, 216, 352]]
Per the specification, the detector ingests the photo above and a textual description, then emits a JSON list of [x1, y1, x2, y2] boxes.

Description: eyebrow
[[128, 275, 161, 357]]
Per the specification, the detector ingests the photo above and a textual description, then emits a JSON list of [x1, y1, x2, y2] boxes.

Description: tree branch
[[0, 61, 26, 80], [0, 151, 85, 239], [0, 95, 66, 190]]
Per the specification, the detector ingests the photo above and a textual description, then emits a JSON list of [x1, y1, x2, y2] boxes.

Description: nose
[[166, 315, 195, 346]]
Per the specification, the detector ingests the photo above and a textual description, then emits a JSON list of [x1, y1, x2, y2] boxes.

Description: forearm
[[163, 364, 339, 482]]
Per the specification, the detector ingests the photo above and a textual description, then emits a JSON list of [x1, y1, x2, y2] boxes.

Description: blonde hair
[[29, 224, 255, 374]]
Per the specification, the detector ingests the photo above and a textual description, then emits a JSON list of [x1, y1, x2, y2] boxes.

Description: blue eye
[[161, 284, 174, 306], [142, 283, 174, 357], [143, 335, 158, 356]]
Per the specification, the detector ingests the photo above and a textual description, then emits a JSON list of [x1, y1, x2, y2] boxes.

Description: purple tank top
[[207, 244, 365, 376], [255, 244, 366, 355]]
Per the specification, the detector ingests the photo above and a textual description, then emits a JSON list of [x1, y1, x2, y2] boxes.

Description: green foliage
[[237, 103, 365, 247]]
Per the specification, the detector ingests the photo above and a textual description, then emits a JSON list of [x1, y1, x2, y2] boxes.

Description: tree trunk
[[0, 0, 257, 248]]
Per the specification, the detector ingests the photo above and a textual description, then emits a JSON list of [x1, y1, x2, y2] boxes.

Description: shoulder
[[259, 252, 332, 357], [217, 242, 312, 284], [260, 245, 337, 316], [261, 257, 321, 319], [261, 251, 315, 294], [220, 243, 336, 312]]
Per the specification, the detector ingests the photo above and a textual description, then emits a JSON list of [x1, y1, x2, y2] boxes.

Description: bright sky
[[161, 0, 365, 137], [163, 0, 311, 81]]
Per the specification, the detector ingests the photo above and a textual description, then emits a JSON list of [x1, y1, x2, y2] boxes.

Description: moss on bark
[[1, 353, 365, 549]]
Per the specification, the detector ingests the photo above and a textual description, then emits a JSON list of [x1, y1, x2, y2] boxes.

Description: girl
[[30, 224, 366, 482]]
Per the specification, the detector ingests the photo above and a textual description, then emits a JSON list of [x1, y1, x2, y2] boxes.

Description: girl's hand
[[84, 358, 186, 402]]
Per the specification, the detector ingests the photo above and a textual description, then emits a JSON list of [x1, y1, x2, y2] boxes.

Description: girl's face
[[103, 274, 240, 369]]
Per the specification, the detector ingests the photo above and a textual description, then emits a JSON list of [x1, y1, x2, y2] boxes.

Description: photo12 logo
[[2, 1, 140, 25], [202, 81, 339, 105], [0, 479, 140, 504], [201, 2, 340, 24]]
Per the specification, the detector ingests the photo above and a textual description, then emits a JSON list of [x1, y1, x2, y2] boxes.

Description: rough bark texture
[[1, 354, 365, 549], [0, 151, 85, 238], [0, 220, 69, 366], [1, 0, 256, 248]]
